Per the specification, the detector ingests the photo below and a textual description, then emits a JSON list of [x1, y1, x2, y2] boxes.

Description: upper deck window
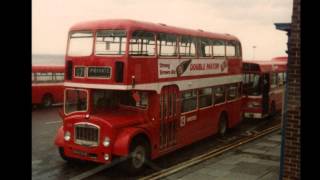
[[68, 32, 93, 56], [95, 30, 127, 56], [198, 38, 213, 57], [129, 31, 155, 56], [157, 33, 178, 57], [213, 40, 225, 57], [226, 41, 236, 57], [179, 36, 196, 57]]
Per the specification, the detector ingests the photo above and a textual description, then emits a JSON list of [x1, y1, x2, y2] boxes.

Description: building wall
[[282, 0, 300, 179]]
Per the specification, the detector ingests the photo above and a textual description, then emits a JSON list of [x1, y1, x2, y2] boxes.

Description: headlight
[[104, 153, 109, 160], [103, 137, 110, 147], [64, 131, 71, 141]]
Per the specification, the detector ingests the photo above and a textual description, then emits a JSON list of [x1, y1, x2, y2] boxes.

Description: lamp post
[[252, 45, 256, 60]]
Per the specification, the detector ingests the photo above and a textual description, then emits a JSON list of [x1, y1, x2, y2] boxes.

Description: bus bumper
[[61, 144, 112, 164]]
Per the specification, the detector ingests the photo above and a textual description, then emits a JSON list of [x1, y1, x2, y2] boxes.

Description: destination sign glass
[[88, 67, 111, 78], [75, 67, 85, 77]]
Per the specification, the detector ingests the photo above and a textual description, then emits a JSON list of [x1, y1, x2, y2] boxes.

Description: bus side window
[[179, 36, 196, 57], [157, 33, 178, 57], [214, 86, 225, 104], [236, 42, 242, 57], [213, 40, 225, 57], [226, 41, 236, 57], [181, 90, 197, 113], [56, 73, 64, 81], [198, 38, 213, 58], [199, 87, 212, 108], [130, 31, 155, 56], [227, 84, 237, 101]]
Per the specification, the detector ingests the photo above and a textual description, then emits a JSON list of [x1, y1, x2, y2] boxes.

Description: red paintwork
[[56, 19, 243, 164], [32, 66, 64, 105], [243, 57, 288, 118]]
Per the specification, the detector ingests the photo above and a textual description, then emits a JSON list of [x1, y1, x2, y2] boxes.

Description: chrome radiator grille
[[74, 123, 99, 147]]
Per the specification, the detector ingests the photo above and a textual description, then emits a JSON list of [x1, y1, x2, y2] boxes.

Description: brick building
[[276, 0, 300, 179]]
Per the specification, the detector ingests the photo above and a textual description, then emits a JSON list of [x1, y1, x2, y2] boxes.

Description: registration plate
[[73, 150, 87, 157]]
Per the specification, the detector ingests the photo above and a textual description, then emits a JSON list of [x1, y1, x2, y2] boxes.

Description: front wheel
[[121, 138, 150, 175], [58, 147, 74, 162]]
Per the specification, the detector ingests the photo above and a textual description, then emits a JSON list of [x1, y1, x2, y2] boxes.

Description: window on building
[[95, 30, 127, 55], [130, 31, 155, 56], [181, 90, 197, 113], [32, 73, 35, 82], [179, 36, 196, 57], [214, 86, 225, 104], [199, 87, 213, 108], [157, 33, 178, 57]]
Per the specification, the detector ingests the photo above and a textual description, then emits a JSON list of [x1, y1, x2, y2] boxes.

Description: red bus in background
[[242, 57, 287, 119], [55, 19, 243, 173], [32, 66, 64, 108]]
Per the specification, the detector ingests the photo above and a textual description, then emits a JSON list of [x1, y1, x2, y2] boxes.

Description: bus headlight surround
[[64, 131, 71, 141], [103, 137, 110, 147]]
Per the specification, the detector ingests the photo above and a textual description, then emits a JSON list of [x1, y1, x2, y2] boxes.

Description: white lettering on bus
[[186, 115, 197, 122]]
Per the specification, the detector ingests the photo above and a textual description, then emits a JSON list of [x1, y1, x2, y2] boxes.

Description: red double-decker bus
[[32, 66, 64, 107], [55, 19, 243, 173], [242, 57, 287, 119]]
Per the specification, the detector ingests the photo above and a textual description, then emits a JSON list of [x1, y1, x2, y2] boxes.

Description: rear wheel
[[42, 94, 53, 108], [218, 113, 228, 137]]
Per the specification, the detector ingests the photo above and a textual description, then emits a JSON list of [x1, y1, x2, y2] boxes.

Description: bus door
[[262, 73, 270, 114], [159, 85, 179, 150]]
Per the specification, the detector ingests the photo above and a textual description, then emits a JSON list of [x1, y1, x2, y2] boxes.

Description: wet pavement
[[32, 107, 281, 180], [163, 130, 281, 180]]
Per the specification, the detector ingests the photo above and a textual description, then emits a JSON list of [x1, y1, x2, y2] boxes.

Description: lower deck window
[[214, 86, 225, 104], [199, 88, 212, 108], [181, 90, 197, 113]]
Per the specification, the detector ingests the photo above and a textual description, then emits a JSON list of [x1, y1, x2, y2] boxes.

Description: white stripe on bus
[[64, 74, 242, 93]]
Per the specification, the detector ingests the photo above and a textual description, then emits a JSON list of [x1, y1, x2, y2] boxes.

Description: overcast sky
[[32, 0, 293, 60]]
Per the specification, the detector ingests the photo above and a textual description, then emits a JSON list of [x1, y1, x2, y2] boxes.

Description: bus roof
[[32, 66, 64, 73], [70, 19, 240, 41], [243, 57, 287, 73]]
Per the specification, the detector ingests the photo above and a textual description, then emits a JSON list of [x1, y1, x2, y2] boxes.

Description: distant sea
[[32, 54, 65, 66]]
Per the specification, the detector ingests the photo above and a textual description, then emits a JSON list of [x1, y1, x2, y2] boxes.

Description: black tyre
[[42, 94, 53, 108], [122, 137, 150, 175], [58, 147, 74, 162], [218, 113, 228, 137]]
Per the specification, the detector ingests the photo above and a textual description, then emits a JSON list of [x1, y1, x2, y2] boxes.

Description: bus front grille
[[74, 123, 99, 147]]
